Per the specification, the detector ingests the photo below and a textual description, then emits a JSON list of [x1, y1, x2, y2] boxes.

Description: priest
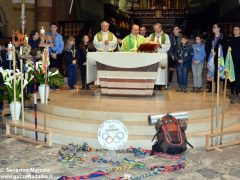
[[121, 24, 147, 52], [93, 21, 118, 52], [148, 23, 170, 90], [148, 23, 170, 53]]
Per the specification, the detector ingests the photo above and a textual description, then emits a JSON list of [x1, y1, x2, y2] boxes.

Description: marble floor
[[0, 123, 239, 180]]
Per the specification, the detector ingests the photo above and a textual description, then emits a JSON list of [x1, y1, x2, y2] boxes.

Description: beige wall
[[0, 0, 36, 37]]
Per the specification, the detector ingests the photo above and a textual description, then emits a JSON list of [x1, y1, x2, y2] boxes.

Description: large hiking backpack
[[151, 113, 193, 155]]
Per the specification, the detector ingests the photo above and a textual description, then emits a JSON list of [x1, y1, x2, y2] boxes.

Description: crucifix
[[12, 0, 35, 34]]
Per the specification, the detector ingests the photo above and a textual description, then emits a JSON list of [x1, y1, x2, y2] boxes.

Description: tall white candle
[[20, 46, 23, 56], [25, 35, 28, 45], [7, 42, 13, 60]]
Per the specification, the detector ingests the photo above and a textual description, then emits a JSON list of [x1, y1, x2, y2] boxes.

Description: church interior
[[0, 0, 239, 179]]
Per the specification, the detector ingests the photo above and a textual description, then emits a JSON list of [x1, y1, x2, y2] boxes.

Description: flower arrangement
[[26, 61, 64, 87], [0, 67, 34, 102]]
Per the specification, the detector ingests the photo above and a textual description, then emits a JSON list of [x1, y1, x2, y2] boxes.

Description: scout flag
[[219, 45, 225, 79], [207, 50, 215, 80], [224, 47, 235, 82]]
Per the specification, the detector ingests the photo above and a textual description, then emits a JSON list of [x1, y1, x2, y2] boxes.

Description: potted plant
[[0, 67, 33, 121], [33, 61, 63, 104]]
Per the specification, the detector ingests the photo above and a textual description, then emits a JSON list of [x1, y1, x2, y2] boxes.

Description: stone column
[[36, 0, 53, 32]]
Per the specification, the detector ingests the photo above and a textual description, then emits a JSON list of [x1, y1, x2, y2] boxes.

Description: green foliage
[[48, 73, 64, 88]]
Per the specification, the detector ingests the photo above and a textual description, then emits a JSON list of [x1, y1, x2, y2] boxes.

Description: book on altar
[[137, 43, 159, 52]]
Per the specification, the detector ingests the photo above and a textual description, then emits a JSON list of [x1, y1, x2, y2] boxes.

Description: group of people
[[1, 21, 239, 105], [31, 21, 240, 103], [78, 20, 240, 103]]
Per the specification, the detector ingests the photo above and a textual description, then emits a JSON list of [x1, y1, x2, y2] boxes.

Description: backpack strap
[[180, 128, 194, 148], [185, 140, 194, 148], [152, 130, 161, 142]]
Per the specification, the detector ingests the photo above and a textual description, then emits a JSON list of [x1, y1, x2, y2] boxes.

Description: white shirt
[[93, 31, 118, 52]]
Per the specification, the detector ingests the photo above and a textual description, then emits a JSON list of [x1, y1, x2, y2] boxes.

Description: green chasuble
[[97, 31, 114, 42], [121, 34, 147, 52], [149, 32, 166, 44]]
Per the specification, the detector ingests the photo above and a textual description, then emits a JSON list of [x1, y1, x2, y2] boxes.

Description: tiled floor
[[0, 124, 239, 180]]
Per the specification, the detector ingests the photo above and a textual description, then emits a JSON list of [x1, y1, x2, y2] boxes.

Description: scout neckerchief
[[180, 44, 188, 59], [212, 34, 222, 49], [97, 31, 113, 42], [71, 45, 76, 58]]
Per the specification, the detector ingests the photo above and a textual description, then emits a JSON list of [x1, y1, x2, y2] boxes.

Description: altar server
[[93, 21, 118, 52], [121, 24, 147, 52], [149, 23, 170, 89]]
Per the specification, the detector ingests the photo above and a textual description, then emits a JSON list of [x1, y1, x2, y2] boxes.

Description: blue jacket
[[47, 32, 64, 54], [176, 44, 194, 66], [192, 43, 206, 64], [168, 34, 181, 59]]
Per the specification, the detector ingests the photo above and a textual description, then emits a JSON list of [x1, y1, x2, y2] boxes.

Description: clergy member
[[93, 21, 117, 52], [121, 24, 147, 52], [148, 23, 170, 53], [149, 23, 170, 90]]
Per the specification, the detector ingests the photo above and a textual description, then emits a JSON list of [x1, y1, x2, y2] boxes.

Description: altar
[[87, 52, 167, 96]]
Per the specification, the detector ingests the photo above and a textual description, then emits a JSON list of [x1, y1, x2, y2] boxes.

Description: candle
[[19, 46, 23, 56], [25, 35, 28, 45], [40, 26, 45, 36], [7, 42, 13, 60]]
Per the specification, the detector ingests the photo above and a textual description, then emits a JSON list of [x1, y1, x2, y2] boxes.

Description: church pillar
[[36, 0, 53, 31]]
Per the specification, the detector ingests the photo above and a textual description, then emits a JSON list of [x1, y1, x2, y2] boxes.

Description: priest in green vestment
[[148, 23, 170, 53], [121, 24, 147, 52]]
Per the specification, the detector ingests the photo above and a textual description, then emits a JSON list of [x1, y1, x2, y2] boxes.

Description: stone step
[[35, 99, 229, 121], [7, 120, 240, 149], [22, 108, 239, 135]]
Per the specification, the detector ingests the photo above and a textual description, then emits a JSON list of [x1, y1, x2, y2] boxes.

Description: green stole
[[97, 31, 113, 42], [123, 34, 146, 52], [150, 32, 166, 44], [127, 35, 138, 51]]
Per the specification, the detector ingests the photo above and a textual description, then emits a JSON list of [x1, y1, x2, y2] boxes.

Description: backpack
[[150, 113, 193, 155]]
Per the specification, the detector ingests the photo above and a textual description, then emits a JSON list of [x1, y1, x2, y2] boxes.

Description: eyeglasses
[[212, 27, 218, 29]]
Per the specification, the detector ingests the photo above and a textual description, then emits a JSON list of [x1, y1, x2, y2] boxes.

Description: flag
[[207, 50, 215, 80], [219, 45, 225, 79], [224, 47, 235, 82]]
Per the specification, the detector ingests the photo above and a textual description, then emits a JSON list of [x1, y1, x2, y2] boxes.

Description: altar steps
[[4, 103, 239, 149], [5, 119, 240, 149]]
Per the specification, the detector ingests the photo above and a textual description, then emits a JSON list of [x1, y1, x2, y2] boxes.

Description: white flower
[[28, 74, 34, 82], [49, 70, 59, 77], [23, 79, 28, 89], [4, 81, 12, 89], [27, 66, 34, 73], [5, 76, 13, 83], [0, 67, 3, 74]]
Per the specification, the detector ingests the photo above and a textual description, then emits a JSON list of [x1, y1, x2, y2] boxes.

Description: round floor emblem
[[98, 120, 128, 150]]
